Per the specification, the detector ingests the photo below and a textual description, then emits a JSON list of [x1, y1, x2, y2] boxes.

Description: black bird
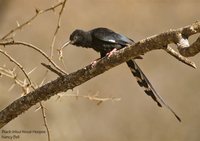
[[62, 27, 181, 122]]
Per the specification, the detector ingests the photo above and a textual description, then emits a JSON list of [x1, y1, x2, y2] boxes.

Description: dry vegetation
[[0, 0, 200, 141]]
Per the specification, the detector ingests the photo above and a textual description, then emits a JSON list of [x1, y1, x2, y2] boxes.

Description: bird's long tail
[[126, 59, 181, 122]]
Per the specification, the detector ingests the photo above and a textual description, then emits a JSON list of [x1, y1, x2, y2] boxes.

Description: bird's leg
[[91, 48, 118, 67], [107, 48, 117, 57]]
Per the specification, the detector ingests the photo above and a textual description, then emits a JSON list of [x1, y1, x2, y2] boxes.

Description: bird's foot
[[91, 60, 97, 68], [91, 58, 100, 68], [107, 48, 117, 58]]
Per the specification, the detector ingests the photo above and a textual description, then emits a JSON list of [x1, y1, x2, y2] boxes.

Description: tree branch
[[1, 1, 63, 40], [0, 21, 200, 128], [164, 45, 196, 68]]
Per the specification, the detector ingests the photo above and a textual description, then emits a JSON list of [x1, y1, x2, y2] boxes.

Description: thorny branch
[[0, 21, 200, 128], [57, 91, 121, 106], [41, 63, 63, 77], [68, 95, 120, 106], [39, 102, 50, 141], [0, 48, 51, 141], [1, 1, 64, 40], [0, 40, 67, 75], [0, 66, 28, 94], [0, 49, 33, 89], [50, 0, 68, 59], [0, 1, 68, 140]]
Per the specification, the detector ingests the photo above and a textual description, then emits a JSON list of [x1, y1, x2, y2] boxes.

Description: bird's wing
[[126, 59, 181, 122], [91, 28, 134, 46]]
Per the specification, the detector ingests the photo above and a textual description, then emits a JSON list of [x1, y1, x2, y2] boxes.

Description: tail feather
[[126, 59, 181, 122]]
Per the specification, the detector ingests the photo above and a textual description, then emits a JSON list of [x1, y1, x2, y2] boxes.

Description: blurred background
[[0, 0, 200, 140]]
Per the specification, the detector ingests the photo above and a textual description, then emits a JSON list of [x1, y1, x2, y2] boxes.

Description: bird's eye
[[74, 36, 79, 40]]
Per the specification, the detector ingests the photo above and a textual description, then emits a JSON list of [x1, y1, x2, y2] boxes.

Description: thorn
[[35, 106, 41, 112], [39, 77, 46, 87], [27, 67, 38, 75], [97, 100, 103, 105], [35, 8, 40, 14], [8, 83, 16, 92], [16, 21, 20, 27], [190, 62, 197, 69], [12, 67, 16, 73]]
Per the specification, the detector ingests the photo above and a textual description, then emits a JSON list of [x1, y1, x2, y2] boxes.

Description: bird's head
[[61, 29, 91, 49], [69, 29, 86, 46]]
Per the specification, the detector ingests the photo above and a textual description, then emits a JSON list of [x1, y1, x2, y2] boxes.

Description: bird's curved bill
[[61, 40, 71, 49]]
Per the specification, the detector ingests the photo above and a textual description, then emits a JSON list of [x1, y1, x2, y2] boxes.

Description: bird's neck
[[80, 32, 93, 48]]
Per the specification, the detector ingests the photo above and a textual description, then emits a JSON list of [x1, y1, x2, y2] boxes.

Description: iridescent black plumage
[[65, 27, 181, 122]]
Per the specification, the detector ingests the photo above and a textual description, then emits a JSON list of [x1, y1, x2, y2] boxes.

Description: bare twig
[[56, 90, 121, 105], [50, 0, 68, 59], [0, 40, 67, 75], [39, 102, 50, 141], [66, 94, 121, 106], [34, 71, 50, 141], [0, 49, 51, 141], [0, 49, 33, 89], [58, 40, 70, 60], [41, 63, 63, 77], [1, 2, 63, 40], [0, 66, 25, 91], [164, 45, 197, 68]]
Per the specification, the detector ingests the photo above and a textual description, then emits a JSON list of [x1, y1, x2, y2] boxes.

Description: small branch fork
[[0, 21, 200, 130], [0, 66, 30, 94], [0, 40, 67, 75], [164, 46, 196, 68], [57, 90, 121, 106], [50, 0, 68, 59], [1, 1, 64, 40]]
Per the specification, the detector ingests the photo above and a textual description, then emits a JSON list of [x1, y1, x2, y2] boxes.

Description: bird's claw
[[107, 48, 117, 57], [91, 60, 97, 68], [91, 58, 101, 68]]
